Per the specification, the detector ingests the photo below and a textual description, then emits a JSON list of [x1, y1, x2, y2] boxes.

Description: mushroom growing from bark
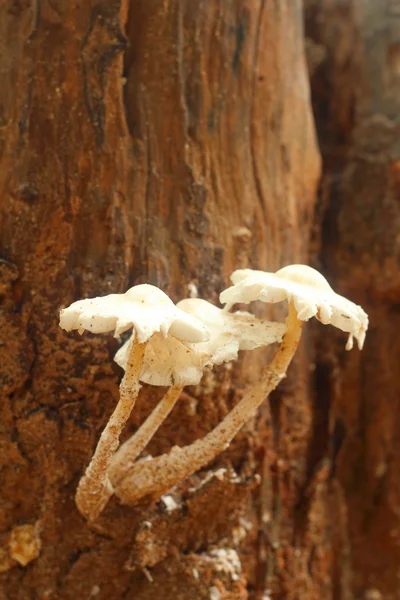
[[59, 284, 208, 520], [113, 265, 368, 505], [109, 298, 285, 498]]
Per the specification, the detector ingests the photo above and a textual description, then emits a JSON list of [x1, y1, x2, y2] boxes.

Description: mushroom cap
[[59, 284, 209, 343], [115, 333, 208, 386], [220, 265, 368, 350], [114, 298, 285, 386], [177, 298, 285, 365]]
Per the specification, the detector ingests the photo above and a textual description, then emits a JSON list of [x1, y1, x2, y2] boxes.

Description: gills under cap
[[59, 284, 209, 343], [115, 298, 285, 386], [220, 265, 368, 350]]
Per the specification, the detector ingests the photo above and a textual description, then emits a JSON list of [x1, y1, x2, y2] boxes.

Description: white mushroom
[[113, 266, 368, 505], [109, 299, 285, 497], [220, 264, 368, 350], [60, 283, 207, 343], [177, 298, 286, 364], [114, 332, 209, 388], [59, 284, 208, 521], [113, 299, 285, 387], [141, 298, 285, 379], [107, 334, 207, 491]]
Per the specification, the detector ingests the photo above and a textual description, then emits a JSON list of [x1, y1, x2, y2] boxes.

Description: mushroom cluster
[[59, 265, 368, 519], [59, 284, 209, 520]]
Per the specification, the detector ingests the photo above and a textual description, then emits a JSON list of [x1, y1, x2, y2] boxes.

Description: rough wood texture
[[306, 1, 400, 598], [0, 2, 320, 599]]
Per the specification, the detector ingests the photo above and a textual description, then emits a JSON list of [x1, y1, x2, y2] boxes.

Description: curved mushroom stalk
[[75, 339, 146, 521], [114, 303, 303, 505], [108, 385, 183, 488], [109, 304, 284, 490], [59, 283, 209, 521]]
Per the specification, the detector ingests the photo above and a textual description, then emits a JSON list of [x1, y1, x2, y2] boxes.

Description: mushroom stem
[[107, 385, 183, 487], [114, 303, 303, 505], [75, 338, 146, 521]]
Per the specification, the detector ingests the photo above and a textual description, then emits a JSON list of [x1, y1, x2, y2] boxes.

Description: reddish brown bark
[[0, 2, 321, 599]]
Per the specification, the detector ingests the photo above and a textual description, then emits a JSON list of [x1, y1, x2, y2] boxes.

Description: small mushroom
[[115, 298, 284, 384], [177, 298, 286, 363], [60, 283, 207, 343], [109, 299, 284, 498], [112, 298, 285, 504], [113, 332, 209, 388], [221, 264, 368, 350], [59, 284, 208, 521], [114, 265, 368, 504]]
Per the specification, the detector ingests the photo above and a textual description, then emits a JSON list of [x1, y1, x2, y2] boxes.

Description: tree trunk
[[306, 2, 400, 599], [0, 2, 321, 599]]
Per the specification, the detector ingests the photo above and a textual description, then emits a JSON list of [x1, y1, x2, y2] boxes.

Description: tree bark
[[0, 2, 320, 599], [306, 2, 400, 599]]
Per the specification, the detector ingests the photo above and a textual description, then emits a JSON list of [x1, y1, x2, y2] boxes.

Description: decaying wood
[[0, 1, 321, 599], [306, 1, 400, 599]]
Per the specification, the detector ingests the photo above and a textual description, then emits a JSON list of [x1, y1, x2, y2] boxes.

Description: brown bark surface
[[306, 1, 400, 598], [1, 1, 325, 599]]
